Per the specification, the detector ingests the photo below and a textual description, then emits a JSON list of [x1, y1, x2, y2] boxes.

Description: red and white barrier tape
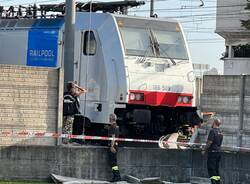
[[0, 129, 203, 146], [0, 130, 159, 143], [0, 130, 250, 152]]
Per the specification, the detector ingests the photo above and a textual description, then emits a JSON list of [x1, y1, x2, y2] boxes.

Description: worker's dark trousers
[[108, 145, 121, 182], [207, 152, 221, 184]]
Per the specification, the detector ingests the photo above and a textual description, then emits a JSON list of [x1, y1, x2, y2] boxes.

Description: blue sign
[[27, 30, 59, 67]]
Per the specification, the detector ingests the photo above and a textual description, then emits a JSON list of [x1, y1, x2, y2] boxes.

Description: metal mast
[[63, 0, 76, 83]]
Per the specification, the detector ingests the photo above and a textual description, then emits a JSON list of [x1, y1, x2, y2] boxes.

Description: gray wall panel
[[201, 75, 250, 149], [0, 31, 28, 65], [201, 95, 240, 113]]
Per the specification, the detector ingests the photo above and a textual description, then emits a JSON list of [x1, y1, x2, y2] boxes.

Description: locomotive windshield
[[119, 27, 155, 57], [116, 17, 189, 60]]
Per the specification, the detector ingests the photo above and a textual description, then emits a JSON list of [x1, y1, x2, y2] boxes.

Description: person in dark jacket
[[62, 81, 86, 144], [108, 113, 121, 182], [202, 118, 223, 184]]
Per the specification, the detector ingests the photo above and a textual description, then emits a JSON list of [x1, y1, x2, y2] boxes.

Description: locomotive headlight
[[182, 96, 189, 104], [135, 93, 144, 101], [130, 93, 136, 100], [177, 96, 182, 103], [129, 93, 144, 101]]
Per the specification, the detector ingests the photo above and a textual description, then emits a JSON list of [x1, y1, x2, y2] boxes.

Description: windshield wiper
[[149, 30, 176, 65], [149, 29, 160, 57], [148, 29, 157, 57], [137, 29, 156, 63], [159, 46, 177, 65]]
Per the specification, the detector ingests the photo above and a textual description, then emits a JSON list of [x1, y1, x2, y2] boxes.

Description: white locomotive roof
[[113, 13, 179, 23]]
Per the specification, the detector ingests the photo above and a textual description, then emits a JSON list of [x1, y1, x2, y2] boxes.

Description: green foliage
[[245, 2, 250, 10], [241, 20, 250, 30]]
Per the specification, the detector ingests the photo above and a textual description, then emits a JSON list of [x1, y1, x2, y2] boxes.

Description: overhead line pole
[[63, 0, 76, 84], [58, 0, 76, 145], [150, 0, 154, 17]]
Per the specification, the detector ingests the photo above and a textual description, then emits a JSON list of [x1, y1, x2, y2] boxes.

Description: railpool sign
[[27, 29, 59, 67]]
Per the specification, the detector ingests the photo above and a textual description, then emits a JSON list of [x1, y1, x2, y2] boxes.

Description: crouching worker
[[108, 114, 121, 182], [62, 81, 86, 144]]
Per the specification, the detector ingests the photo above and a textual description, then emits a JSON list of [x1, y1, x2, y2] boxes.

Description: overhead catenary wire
[[179, 15, 250, 23], [1, 9, 245, 22], [0, 0, 230, 60], [1, 0, 246, 10], [0, 1, 235, 32], [1, 0, 246, 21], [129, 3, 247, 12], [126, 1, 249, 26], [160, 11, 249, 19], [1, 5, 247, 22], [130, 11, 248, 19]]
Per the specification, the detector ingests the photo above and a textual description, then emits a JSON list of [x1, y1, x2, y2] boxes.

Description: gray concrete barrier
[[0, 146, 249, 184], [201, 75, 250, 149]]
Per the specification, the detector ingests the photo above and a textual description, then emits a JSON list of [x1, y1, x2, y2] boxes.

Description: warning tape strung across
[[0, 130, 159, 143], [0, 129, 203, 146], [1, 130, 250, 152]]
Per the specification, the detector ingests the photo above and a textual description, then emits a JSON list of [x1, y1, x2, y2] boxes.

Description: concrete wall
[[192, 150, 250, 184], [224, 59, 250, 75], [0, 146, 249, 184], [0, 146, 192, 183], [200, 75, 250, 148], [195, 77, 203, 109], [0, 65, 60, 146]]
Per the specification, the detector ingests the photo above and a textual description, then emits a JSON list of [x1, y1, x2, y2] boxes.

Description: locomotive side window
[[83, 31, 96, 55]]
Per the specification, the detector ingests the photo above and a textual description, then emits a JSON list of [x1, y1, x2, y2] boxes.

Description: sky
[[0, 0, 225, 72]]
